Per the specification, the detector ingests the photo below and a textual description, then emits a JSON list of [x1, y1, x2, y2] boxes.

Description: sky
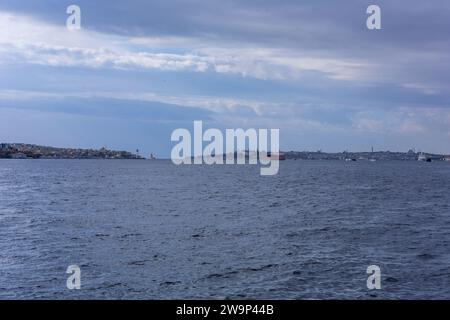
[[1, 0, 450, 157]]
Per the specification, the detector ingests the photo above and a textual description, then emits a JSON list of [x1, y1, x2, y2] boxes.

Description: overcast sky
[[1, 1, 450, 156]]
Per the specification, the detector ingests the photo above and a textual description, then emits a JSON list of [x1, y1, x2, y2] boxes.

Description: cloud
[[0, 89, 282, 116], [2, 3, 450, 89], [0, 11, 372, 81]]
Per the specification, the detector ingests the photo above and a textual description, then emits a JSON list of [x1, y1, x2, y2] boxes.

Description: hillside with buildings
[[0, 143, 143, 159]]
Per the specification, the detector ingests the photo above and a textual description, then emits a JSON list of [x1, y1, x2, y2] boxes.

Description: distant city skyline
[[1, 1, 450, 157]]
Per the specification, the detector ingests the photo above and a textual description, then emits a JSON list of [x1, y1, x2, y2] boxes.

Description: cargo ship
[[266, 152, 286, 161]]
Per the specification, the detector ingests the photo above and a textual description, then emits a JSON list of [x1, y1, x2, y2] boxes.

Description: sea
[[1, 159, 450, 299]]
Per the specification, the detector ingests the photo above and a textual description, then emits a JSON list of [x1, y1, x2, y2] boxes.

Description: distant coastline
[[1, 142, 450, 161], [284, 150, 450, 161], [0, 143, 144, 160]]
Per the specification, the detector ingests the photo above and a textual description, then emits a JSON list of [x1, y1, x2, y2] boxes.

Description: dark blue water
[[1, 159, 450, 299]]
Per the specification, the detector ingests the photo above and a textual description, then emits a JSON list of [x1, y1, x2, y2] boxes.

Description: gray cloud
[[2, 1, 450, 90]]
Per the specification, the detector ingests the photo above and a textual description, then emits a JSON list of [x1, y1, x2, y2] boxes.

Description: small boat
[[418, 153, 431, 162]]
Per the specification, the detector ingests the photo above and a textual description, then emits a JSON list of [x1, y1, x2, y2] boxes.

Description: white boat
[[418, 153, 431, 162]]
